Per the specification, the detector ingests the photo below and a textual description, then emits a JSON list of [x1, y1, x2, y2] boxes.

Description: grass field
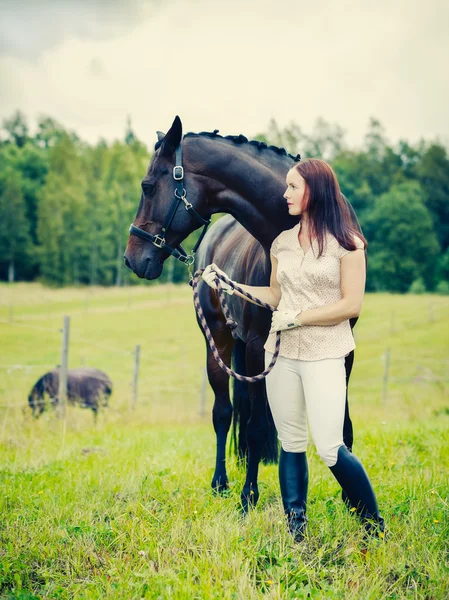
[[0, 283, 448, 599]]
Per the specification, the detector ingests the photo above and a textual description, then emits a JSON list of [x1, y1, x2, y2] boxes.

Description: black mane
[[155, 129, 301, 162]]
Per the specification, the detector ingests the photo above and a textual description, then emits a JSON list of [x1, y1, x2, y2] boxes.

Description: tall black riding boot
[[329, 445, 384, 536], [279, 449, 308, 542]]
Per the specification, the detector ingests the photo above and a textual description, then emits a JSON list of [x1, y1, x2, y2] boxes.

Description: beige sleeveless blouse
[[264, 222, 365, 361]]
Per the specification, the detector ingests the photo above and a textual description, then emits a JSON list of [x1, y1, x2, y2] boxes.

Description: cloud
[[88, 58, 106, 78], [0, 0, 162, 60], [0, 0, 448, 149]]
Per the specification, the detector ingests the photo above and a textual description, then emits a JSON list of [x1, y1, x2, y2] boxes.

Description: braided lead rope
[[191, 268, 281, 382]]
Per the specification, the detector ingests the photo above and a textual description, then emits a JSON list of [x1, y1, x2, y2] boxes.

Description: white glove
[[270, 309, 302, 333], [202, 263, 235, 295]]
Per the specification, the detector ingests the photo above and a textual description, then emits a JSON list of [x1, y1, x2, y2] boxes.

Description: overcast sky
[[1, 0, 448, 150]]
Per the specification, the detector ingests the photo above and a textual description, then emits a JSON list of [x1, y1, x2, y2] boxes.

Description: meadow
[[0, 283, 448, 599]]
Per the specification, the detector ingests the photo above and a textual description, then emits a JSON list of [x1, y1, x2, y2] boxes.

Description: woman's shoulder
[[324, 231, 365, 256], [270, 223, 300, 257]]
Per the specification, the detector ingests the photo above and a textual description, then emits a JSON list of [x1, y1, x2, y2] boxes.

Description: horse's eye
[[142, 182, 154, 194]]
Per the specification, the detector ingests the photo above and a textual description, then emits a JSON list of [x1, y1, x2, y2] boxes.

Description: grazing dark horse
[[28, 368, 112, 421], [124, 116, 362, 511]]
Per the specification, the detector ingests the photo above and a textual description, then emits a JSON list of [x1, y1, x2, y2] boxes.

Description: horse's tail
[[261, 396, 279, 465], [230, 338, 279, 465], [231, 338, 250, 463]]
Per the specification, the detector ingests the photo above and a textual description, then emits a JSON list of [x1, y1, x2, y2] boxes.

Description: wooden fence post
[[131, 344, 140, 410], [382, 347, 390, 403], [57, 316, 70, 419]]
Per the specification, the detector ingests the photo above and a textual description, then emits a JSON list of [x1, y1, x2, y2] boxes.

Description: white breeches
[[264, 351, 347, 467]]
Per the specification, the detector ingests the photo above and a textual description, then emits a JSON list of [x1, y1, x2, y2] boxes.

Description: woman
[[202, 158, 384, 542]]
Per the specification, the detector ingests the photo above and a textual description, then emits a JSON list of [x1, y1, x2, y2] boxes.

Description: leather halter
[[129, 140, 211, 266]]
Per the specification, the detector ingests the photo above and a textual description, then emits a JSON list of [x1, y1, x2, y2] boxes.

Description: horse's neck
[[186, 137, 297, 248]]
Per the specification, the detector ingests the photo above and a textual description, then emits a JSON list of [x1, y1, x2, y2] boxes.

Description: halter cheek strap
[[129, 140, 211, 266]]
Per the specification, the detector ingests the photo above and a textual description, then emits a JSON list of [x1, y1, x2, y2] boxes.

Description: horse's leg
[[50, 396, 58, 413], [33, 393, 45, 418], [343, 350, 355, 451], [342, 350, 356, 508], [241, 336, 273, 512], [207, 328, 236, 494]]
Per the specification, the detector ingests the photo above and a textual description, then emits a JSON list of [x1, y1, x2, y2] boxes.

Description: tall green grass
[[0, 283, 448, 599]]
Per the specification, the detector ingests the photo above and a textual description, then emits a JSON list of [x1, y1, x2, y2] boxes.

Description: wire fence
[[0, 314, 141, 412], [0, 347, 447, 412], [354, 303, 449, 342], [1, 299, 448, 417]]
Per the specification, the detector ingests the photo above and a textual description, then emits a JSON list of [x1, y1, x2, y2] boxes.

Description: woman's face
[[284, 169, 308, 216]]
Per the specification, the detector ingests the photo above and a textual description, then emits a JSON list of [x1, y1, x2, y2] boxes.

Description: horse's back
[[195, 215, 270, 284], [195, 215, 272, 342], [68, 368, 111, 387], [67, 368, 112, 406]]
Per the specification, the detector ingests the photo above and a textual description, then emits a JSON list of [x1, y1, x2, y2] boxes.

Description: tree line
[[1, 111, 448, 293]]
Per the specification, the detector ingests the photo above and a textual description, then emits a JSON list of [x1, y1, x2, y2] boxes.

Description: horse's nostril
[[123, 255, 131, 269]]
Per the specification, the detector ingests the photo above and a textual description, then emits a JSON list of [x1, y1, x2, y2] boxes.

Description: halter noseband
[[129, 139, 211, 266]]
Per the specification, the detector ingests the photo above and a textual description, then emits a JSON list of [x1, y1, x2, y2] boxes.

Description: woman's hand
[[202, 263, 235, 295], [270, 309, 302, 333]]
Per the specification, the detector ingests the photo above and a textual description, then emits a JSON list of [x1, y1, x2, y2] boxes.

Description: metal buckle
[[152, 235, 166, 248], [174, 187, 187, 200], [177, 253, 194, 266], [173, 166, 184, 180]]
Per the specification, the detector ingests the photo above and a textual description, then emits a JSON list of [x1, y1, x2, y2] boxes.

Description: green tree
[[35, 116, 66, 149], [332, 151, 376, 219], [124, 115, 137, 146], [332, 121, 408, 225], [256, 117, 346, 161], [437, 248, 449, 283], [364, 181, 440, 292], [2, 110, 29, 147], [14, 144, 49, 249], [0, 169, 32, 281], [414, 143, 449, 251], [37, 134, 88, 285], [105, 141, 149, 286], [83, 142, 116, 285], [408, 277, 426, 294]]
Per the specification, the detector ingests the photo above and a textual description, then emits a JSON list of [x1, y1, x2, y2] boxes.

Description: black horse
[[28, 367, 112, 421], [124, 116, 362, 510]]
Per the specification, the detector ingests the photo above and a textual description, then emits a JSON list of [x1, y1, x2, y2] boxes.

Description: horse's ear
[[160, 116, 182, 156], [156, 131, 165, 142]]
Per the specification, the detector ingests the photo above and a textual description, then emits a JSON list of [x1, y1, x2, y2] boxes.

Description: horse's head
[[124, 116, 211, 280], [28, 388, 44, 417]]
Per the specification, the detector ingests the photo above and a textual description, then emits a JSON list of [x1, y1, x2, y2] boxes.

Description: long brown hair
[[292, 158, 367, 257]]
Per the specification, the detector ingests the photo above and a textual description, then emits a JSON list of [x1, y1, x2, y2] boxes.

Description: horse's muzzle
[[124, 251, 163, 280]]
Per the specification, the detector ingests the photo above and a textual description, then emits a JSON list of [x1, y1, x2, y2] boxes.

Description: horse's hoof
[[211, 479, 229, 495], [240, 489, 259, 513]]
